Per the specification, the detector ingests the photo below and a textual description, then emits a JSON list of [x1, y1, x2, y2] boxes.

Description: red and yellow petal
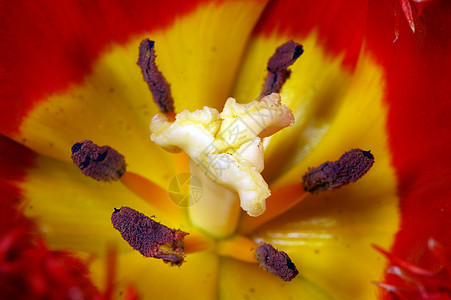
[[91, 251, 219, 299], [0, 127, 217, 299], [1, 0, 252, 135], [2, 0, 450, 299], [1, 1, 270, 298], [0, 136, 106, 299], [231, 0, 450, 298], [365, 0, 451, 286]]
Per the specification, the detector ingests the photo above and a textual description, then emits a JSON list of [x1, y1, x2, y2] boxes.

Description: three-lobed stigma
[[150, 93, 294, 217]]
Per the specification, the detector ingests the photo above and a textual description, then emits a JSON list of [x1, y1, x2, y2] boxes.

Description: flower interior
[[64, 38, 382, 287], [9, 2, 420, 298]]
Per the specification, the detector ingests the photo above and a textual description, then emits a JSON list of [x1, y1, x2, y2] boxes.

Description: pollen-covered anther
[[302, 148, 375, 193], [71, 140, 126, 181], [260, 40, 303, 98], [138, 39, 175, 115], [111, 207, 188, 266], [254, 243, 299, 281]]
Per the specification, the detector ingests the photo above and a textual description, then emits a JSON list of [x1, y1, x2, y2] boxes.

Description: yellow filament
[[216, 235, 259, 263], [119, 171, 185, 223], [184, 233, 215, 254]]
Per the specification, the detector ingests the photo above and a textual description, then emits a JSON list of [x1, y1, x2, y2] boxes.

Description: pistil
[[143, 40, 300, 238], [188, 160, 242, 237], [150, 93, 294, 237]]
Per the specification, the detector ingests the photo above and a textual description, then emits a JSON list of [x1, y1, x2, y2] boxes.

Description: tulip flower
[[1, 0, 450, 299]]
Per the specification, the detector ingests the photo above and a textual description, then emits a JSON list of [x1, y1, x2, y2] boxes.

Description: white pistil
[[150, 93, 294, 237], [188, 160, 241, 237]]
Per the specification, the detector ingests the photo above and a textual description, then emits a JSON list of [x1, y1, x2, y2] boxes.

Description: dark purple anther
[[259, 40, 303, 98], [302, 149, 375, 193], [138, 39, 175, 114], [111, 207, 187, 266], [71, 140, 126, 181], [254, 243, 299, 281]]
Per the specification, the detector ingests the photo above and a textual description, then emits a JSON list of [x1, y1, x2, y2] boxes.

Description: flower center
[[147, 39, 301, 238], [69, 39, 376, 282], [150, 92, 294, 237]]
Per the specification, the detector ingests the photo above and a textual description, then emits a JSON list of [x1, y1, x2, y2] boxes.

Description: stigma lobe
[[111, 207, 187, 266], [71, 140, 126, 181], [302, 148, 375, 193]]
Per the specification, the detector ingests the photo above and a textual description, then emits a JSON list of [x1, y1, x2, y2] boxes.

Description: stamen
[[71, 140, 126, 181], [138, 39, 175, 115], [254, 243, 299, 281], [260, 40, 303, 98], [111, 207, 187, 266], [302, 148, 374, 193]]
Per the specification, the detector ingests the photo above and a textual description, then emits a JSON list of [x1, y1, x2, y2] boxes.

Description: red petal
[[365, 0, 451, 272], [0, 135, 36, 234]]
